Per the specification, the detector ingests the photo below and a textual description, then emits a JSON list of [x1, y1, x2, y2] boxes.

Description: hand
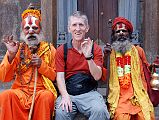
[[58, 94, 72, 112], [2, 35, 19, 63], [103, 43, 112, 56], [31, 54, 42, 68], [152, 55, 159, 68], [81, 37, 93, 58]]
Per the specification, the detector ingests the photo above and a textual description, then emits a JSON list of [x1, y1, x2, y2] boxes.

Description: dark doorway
[[77, 0, 118, 44]]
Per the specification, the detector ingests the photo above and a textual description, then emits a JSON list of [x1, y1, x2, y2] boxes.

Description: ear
[[85, 25, 90, 33], [21, 20, 25, 29], [68, 26, 71, 33]]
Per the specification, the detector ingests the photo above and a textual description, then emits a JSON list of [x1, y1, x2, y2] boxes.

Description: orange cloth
[[0, 41, 56, 120], [114, 83, 141, 118], [0, 61, 11, 80], [114, 46, 154, 119], [114, 111, 155, 120]]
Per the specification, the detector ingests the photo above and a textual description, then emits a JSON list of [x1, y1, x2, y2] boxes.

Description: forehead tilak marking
[[24, 16, 39, 28], [28, 16, 32, 26], [116, 23, 126, 30]]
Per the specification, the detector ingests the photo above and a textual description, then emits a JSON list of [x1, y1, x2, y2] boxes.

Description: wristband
[[85, 53, 94, 60]]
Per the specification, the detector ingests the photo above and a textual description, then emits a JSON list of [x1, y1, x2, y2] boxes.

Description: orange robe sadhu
[[108, 45, 155, 120], [0, 41, 57, 120]]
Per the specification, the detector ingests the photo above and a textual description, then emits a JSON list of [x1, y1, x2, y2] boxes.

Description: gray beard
[[20, 31, 45, 47], [111, 39, 132, 54]]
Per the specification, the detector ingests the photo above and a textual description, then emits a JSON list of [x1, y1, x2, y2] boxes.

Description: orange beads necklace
[[116, 51, 131, 89]]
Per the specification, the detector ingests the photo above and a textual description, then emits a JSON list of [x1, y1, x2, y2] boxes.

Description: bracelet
[[85, 53, 94, 60]]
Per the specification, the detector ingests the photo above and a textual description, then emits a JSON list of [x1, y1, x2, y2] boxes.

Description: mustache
[[20, 31, 44, 42], [117, 35, 128, 41], [27, 35, 37, 40]]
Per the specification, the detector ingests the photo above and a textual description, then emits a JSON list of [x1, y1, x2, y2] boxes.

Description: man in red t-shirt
[[55, 11, 110, 120]]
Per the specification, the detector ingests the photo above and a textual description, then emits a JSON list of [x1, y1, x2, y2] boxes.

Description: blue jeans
[[55, 90, 110, 120]]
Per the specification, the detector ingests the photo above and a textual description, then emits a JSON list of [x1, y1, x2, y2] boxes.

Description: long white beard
[[20, 31, 45, 47], [111, 39, 132, 54]]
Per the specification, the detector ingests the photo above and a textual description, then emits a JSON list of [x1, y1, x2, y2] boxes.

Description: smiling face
[[21, 15, 41, 47], [68, 16, 89, 41]]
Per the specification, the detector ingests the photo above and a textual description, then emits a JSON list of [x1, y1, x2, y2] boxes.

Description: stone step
[[1, 82, 159, 119]]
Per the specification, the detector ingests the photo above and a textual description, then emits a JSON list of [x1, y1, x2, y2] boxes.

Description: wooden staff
[[28, 67, 38, 120]]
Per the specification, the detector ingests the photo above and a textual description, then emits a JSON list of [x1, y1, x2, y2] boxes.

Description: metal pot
[[150, 73, 159, 90]]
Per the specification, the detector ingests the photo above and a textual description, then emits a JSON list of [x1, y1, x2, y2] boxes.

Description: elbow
[[93, 67, 102, 80], [94, 73, 102, 81]]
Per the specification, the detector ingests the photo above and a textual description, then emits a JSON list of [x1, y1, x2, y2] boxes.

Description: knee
[[38, 90, 55, 103], [90, 103, 110, 117], [90, 105, 110, 119], [91, 105, 107, 114], [55, 107, 69, 118], [0, 89, 16, 101], [55, 108, 63, 115]]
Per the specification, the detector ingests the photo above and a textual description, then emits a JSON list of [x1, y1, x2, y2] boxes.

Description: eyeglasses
[[115, 29, 128, 33]]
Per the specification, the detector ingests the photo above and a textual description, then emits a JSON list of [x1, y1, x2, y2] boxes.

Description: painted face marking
[[24, 16, 39, 29], [115, 23, 128, 34], [28, 16, 33, 26], [22, 16, 41, 35]]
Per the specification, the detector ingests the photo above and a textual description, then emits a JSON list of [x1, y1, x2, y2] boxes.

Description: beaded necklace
[[17, 42, 35, 91], [116, 51, 131, 89]]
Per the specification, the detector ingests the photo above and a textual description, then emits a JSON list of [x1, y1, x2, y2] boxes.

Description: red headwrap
[[112, 17, 133, 33]]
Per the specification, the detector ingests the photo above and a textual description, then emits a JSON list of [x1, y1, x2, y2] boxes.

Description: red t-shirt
[[55, 41, 103, 79]]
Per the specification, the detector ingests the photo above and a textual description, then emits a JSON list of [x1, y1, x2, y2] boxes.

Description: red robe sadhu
[[0, 41, 57, 120]]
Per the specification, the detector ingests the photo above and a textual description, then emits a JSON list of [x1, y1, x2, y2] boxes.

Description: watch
[[85, 53, 94, 60]]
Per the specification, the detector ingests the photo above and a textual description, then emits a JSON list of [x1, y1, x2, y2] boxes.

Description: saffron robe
[[108, 45, 154, 120], [0, 41, 57, 120]]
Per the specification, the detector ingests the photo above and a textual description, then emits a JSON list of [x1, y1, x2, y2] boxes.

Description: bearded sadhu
[[104, 17, 156, 120], [0, 3, 57, 120]]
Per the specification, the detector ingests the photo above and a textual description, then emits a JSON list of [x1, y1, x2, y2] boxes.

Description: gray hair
[[68, 11, 89, 27]]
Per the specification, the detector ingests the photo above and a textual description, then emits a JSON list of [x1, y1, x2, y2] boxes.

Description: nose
[[75, 25, 80, 31], [119, 30, 124, 34], [28, 28, 34, 34]]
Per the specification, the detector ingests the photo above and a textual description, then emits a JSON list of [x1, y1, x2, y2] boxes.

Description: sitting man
[[104, 17, 155, 120], [0, 4, 57, 120], [55, 11, 110, 120]]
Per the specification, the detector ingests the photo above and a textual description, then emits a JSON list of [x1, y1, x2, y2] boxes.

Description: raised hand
[[81, 37, 93, 58], [103, 43, 112, 56], [2, 35, 19, 63]]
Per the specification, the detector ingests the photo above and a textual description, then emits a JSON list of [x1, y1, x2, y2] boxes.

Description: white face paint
[[22, 15, 41, 47], [115, 23, 128, 34], [24, 16, 38, 28], [22, 16, 41, 35]]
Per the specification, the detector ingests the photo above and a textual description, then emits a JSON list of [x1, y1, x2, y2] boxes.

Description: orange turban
[[112, 17, 133, 33], [21, 9, 41, 21]]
